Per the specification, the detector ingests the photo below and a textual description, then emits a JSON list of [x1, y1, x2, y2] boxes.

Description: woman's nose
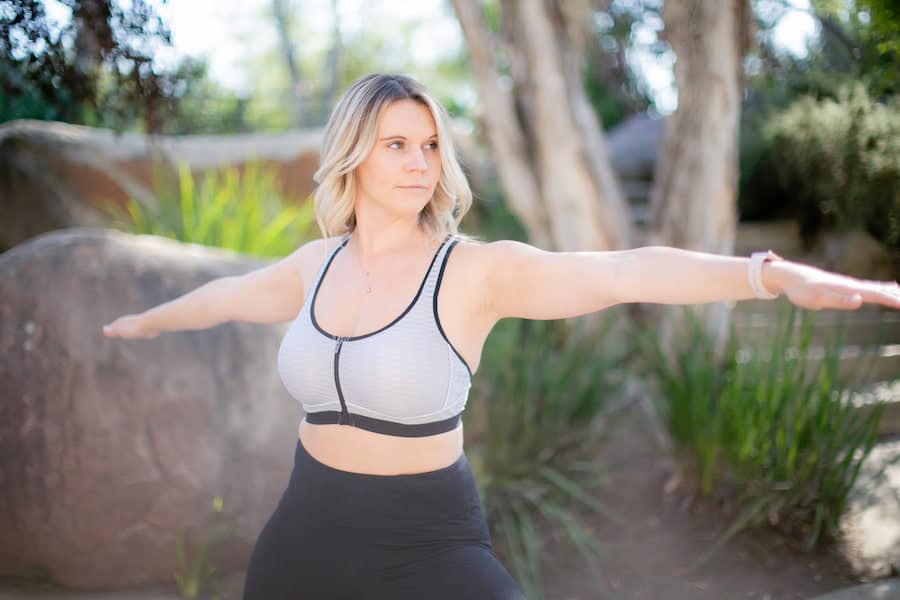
[[406, 148, 428, 171]]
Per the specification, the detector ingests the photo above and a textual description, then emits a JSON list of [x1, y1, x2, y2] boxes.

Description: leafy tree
[[810, 0, 899, 97], [739, 0, 899, 223], [156, 57, 250, 135], [1, 0, 184, 131]]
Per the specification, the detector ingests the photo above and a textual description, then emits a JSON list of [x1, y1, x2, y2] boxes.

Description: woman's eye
[[387, 141, 438, 150]]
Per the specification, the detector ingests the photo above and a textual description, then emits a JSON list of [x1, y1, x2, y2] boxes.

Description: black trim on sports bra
[[304, 410, 461, 437], [433, 238, 474, 377], [310, 234, 451, 341]]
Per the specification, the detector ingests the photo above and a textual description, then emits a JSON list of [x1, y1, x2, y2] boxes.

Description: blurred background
[[1, 1, 899, 599]]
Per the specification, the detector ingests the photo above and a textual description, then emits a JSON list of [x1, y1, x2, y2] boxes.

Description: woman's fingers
[[102, 315, 159, 339], [845, 279, 900, 309], [786, 276, 900, 311]]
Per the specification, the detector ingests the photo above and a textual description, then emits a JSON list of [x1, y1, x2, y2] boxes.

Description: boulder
[[0, 228, 302, 589]]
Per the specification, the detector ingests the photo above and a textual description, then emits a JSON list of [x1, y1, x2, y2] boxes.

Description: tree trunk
[[72, 0, 111, 80], [271, 0, 305, 127], [319, 0, 343, 125], [451, 0, 631, 252], [648, 0, 753, 359]]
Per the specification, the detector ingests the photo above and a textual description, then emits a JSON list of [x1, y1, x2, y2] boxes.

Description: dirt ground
[[537, 396, 877, 600]]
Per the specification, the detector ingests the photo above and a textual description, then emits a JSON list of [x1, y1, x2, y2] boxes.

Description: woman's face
[[354, 98, 442, 221]]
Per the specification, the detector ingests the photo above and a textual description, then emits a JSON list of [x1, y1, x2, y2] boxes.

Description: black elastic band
[[304, 411, 461, 437], [432, 238, 473, 376]]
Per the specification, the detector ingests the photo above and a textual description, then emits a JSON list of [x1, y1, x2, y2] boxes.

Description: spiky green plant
[[637, 305, 888, 566], [174, 495, 233, 599], [107, 161, 316, 257], [467, 315, 632, 599]]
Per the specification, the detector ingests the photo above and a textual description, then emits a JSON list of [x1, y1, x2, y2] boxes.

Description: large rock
[[0, 229, 302, 589], [0, 120, 324, 252]]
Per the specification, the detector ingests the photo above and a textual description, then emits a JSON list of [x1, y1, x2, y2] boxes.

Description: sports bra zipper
[[333, 337, 352, 426]]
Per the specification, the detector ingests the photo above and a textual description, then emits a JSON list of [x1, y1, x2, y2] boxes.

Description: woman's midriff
[[298, 418, 465, 475]]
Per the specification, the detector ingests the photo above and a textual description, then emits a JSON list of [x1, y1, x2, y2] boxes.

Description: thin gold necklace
[[362, 266, 373, 294], [348, 232, 436, 294], [348, 236, 374, 294]]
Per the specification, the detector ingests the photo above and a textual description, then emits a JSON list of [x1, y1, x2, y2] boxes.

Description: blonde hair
[[312, 74, 474, 242]]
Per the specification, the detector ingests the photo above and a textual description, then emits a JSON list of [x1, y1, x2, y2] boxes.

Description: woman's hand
[[102, 314, 160, 339], [775, 262, 900, 311]]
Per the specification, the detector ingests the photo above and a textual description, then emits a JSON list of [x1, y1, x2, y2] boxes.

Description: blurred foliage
[[466, 316, 632, 599], [764, 83, 900, 249], [104, 161, 317, 257], [7, 0, 899, 249], [153, 57, 250, 135], [0, 0, 190, 132], [636, 304, 888, 563], [460, 166, 530, 244], [0, 0, 663, 135], [739, 0, 899, 233], [583, 0, 660, 128], [237, 0, 475, 132], [811, 0, 899, 98], [464, 130, 633, 594], [174, 495, 234, 599], [748, 0, 898, 100]]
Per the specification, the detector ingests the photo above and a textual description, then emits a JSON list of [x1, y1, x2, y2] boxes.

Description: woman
[[103, 73, 900, 599]]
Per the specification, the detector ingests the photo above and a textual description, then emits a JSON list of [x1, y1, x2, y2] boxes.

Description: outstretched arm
[[102, 275, 267, 339], [102, 240, 320, 338], [480, 241, 900, 322]]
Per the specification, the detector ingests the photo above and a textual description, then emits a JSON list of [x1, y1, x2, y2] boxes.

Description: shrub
[[636, 305, 886, 563], [763, 84, 900, 249], [466, 315, 631, 599]]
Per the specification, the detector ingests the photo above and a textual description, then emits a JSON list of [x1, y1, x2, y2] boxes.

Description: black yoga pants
[[242, 438, 526, 599]]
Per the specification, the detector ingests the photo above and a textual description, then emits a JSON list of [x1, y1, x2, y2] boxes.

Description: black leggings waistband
[[242, 438, 526, 599]]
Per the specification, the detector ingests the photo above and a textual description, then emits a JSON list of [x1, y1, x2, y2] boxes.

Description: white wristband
[[748, 250, 784, 300]]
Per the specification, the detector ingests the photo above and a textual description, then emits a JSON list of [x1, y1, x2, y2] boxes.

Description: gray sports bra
[[276, 233, 473, 437]]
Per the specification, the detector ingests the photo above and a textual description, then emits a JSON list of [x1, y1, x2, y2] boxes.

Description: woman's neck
[[348, 219, 430, 266]]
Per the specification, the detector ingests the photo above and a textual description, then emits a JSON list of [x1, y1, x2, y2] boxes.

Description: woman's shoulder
[[287, 234, 348, 284], [301, 233, 348, 259], [443, 234, 498, 283], [447, 236, 546, 282], [448, 234, 511, 259]]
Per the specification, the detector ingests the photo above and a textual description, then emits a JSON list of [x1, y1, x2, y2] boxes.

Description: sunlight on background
[[153, 0, 461, 94], [40, 0, 818, 116]]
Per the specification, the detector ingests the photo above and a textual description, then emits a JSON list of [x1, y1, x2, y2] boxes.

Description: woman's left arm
[[479, 241, 900, 322]]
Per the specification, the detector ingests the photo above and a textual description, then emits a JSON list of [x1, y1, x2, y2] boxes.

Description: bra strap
[[308, 233, 351, 298], [422, 234, 457, 297]]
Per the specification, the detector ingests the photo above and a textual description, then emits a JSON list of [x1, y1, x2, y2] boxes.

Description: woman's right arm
[[102, 240, 323, 339]]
